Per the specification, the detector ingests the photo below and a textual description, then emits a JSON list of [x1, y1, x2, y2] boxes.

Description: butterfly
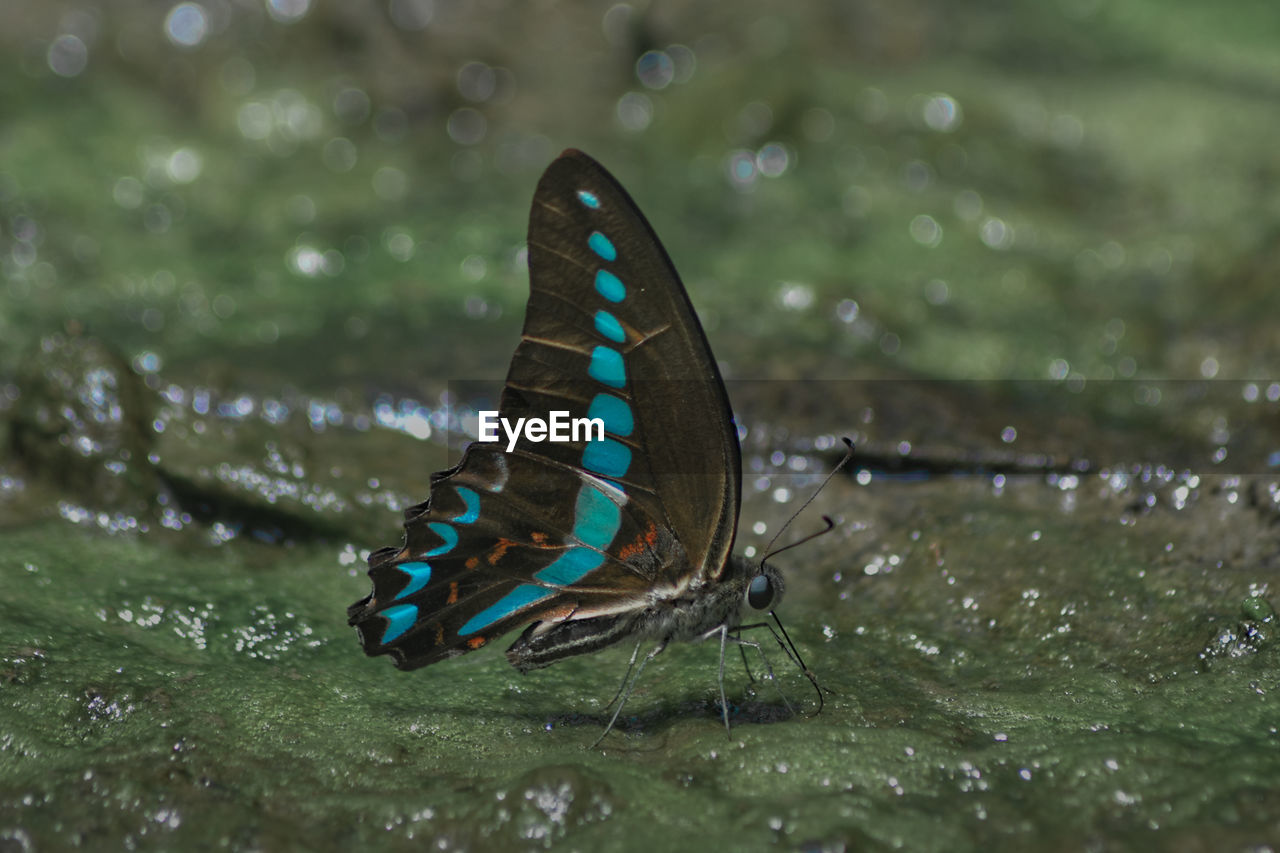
[[348, 149, 828, 739]]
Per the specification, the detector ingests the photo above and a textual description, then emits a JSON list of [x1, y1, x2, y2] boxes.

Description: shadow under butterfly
[[348, 149, 840, 744]]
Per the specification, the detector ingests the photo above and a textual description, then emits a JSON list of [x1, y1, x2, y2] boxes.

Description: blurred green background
[[3, 1, 1280, 850]]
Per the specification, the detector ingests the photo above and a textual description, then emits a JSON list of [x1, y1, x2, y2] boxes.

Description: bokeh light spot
[[165, 3, 209, 48], [909, 215, 942, 248], [333, 87, 371, 124], [457, 61, 497, 102], [922, 94, 962, 131], [47, 35, 88, 77], [446, 108, 487, 145], [389, 0, 434, 30], [756, 143, 790, 177], [981, 218, 1012, 250], [323, 137, 358, 172], [636, 50, 674, 90], [615, 92, 653, 133], [166, 148, 203, 183], [266, 0, 311, 25], [726, 150, 758, 189]]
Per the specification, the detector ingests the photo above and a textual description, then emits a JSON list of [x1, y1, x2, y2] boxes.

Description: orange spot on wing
[[434, 624, 445, 645], [447, 581, 459, 605], [486, 538, 516, 566], [616, 521, 659, 561], [465, 556, 480, 571], [466, 636, 487, 650], [531, 531, 548, 545]]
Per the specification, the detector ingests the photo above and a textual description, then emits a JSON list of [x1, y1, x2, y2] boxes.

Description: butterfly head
[[745, 561, 785, 612]]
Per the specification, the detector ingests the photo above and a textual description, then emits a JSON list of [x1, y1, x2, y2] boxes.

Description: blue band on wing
[[588, 231, 617, 261], [593, 310, 626, 343], [393, 561, 433, 599], [594, 270, 626, 302], [379, 603, 418, 644], [587, 393, 634, 437], [535, 546, 605, 586], [588, 346, 626, 388], [583, 438, 632, 478], [422, 522, 458, 557], [459, 584, 554, 636], [571, 484, 621, 549], [453, 486, 480, 524]]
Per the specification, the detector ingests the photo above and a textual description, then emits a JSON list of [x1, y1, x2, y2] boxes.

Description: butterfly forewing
[[349, 150, 742, 670], [518, 152, 741, 582]]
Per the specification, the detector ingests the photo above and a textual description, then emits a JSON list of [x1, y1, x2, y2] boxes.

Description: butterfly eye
[[747, 574, 774, 610]]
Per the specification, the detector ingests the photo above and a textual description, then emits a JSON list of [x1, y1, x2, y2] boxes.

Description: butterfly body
[[349, 150, 806, 734], [507, 555, 781, 673]]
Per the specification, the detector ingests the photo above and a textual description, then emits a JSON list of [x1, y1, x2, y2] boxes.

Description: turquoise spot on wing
[[588, 231, 617, 261], [393, 561, 433, 599], [594, 270, 625, 302], [576, 189, 601, 209], [459, 584, 554, 636], [379, 603, 418, 643], [588, 346, 626, 388], [587, 393, 633, 437], [422, 522, 458, 557], [453, 486, 480, 524], [593, 310, 626, 343], [572, 483, 621, 549], [535, 546, 605, 586], [583, 438, 632, 478]]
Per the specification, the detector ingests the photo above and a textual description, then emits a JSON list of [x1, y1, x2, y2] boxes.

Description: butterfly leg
[[738, 643, 755, 683], [726, 631, 796, 717], [601, 640, 644, 712], [702, 623, 755, 737], [716, 624, 732, 737], [591, 640, 666, 748]]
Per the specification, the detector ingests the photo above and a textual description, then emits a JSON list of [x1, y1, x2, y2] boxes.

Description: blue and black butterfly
[[348, 149, 830, 738]]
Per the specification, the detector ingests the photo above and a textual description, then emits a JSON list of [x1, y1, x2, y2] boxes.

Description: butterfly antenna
[[762, 437, 855, 561]]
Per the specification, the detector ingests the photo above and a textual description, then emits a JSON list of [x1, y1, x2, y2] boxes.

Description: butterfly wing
[[348, 150, 741, 670]]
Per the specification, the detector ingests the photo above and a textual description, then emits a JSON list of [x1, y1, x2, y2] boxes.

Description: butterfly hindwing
[[349, 446, 674, 669], [349, 150, 742, 671]]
